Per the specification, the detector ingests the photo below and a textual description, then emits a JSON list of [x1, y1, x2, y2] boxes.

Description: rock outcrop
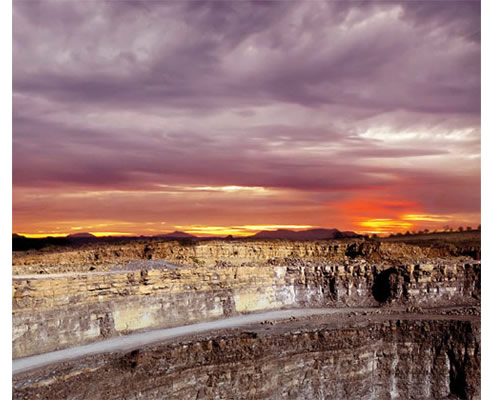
[[12, 238, 479, 274], [13, 316, 480, 400], [13, 260, 480, 358], [12, 238, 481, 399]]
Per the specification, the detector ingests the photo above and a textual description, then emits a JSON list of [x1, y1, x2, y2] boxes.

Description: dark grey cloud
[[13, 0, 480, 113], [13, 112, 394, 191]]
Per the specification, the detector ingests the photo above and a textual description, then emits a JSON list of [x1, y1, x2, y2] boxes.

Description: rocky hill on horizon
[[250, 228, 360, 240]]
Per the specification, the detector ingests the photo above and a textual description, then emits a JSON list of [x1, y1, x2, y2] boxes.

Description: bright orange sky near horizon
[[13, 184, 480, 238], [12, 2, 480, 238]]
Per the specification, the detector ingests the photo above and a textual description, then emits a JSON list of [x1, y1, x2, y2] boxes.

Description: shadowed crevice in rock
[[372, 268, 400, 303]]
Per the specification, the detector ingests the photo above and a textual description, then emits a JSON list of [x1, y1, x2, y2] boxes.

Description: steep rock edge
[[12, 239, 479, 275], [12, 261, 480, 358], [12, 316, 480, 400]]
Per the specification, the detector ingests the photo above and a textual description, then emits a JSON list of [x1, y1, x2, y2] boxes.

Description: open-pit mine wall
[[12, 239, 480, 275], [13, 317, 480, 400], [13, 260, 480, 358]]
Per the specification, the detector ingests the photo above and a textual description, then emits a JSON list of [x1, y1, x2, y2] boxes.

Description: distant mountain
[[67, 232, 97, 238], [13, 234, 71, 252], [154, 231, 197, 239], [250, 228, 359, 240]]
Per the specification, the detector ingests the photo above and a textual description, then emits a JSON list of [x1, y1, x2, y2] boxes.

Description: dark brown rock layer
[[13, 316, 480, 400]]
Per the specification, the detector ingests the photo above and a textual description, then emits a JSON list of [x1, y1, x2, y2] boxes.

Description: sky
[[12, 0, 480, 237]]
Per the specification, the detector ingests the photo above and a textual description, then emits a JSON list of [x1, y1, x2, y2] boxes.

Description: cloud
[[12, 0, 481, 234], [13, 1, 479, 113]]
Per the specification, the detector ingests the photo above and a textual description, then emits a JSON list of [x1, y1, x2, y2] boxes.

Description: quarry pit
[[12, 236, 481, 399]]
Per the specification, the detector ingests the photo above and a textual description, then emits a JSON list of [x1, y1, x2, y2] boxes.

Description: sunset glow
[[359, 219, 414, 234], [401, 214, 451, 222], [19, 232, 134, 239], [13, 1, 480, 238], [174, 225, 315, 237]]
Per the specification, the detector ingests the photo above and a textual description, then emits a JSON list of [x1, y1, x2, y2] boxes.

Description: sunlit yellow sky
[[14, 184, 479, 238]]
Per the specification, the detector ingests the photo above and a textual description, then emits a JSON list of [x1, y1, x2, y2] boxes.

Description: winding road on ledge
[[13, 307, 377, 375]]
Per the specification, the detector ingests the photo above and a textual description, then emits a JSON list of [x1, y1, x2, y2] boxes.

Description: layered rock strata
[[12, 238, 481, 399], [12, 239, 479, 275], [12, 313, 480, 400], [13, 260, 480, 358]]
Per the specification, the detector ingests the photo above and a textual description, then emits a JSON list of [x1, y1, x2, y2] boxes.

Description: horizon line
[[13, 225, 480, 240]]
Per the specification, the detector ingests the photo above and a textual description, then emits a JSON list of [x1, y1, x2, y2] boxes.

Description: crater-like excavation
[[12, 238, 481, 399]]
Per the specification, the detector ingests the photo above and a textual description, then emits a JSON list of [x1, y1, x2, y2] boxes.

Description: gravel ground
[[109, 260, 184, 272]]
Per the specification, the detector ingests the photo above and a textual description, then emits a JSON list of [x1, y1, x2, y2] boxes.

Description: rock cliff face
[[12, 238, 478, 275], [13, 260, 480, 358], [13, 316, 480, 400], [11, 238, 481, 399]]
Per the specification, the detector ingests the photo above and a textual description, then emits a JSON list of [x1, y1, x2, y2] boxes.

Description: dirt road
[[13, 307, 376, 375]]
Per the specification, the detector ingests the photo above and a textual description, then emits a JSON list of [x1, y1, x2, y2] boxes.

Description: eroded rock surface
[[12, 238, 479, 275], [13, 260, 480, 358], [12, 238, 481, 399], [13, 313, 480, 400]]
